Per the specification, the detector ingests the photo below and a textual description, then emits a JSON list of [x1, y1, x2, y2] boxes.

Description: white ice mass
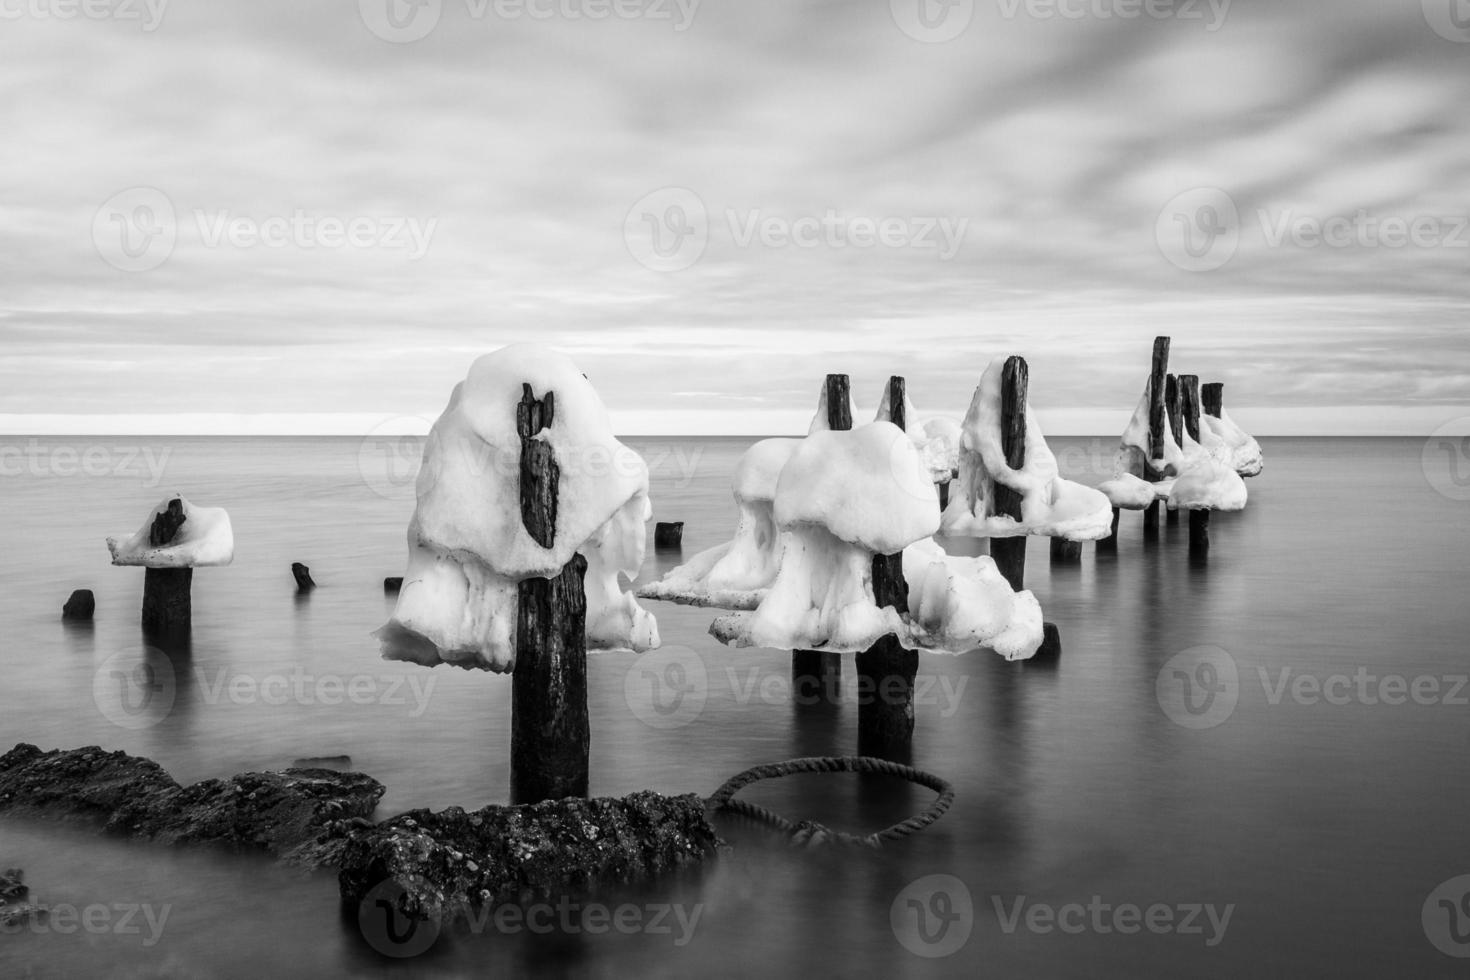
[[710, 423, 1045, 659], [107, 496, 234, 568], [377, 344, 660, 673], [1097, 473, 1163, 511], [941, 359, 1113, 541]]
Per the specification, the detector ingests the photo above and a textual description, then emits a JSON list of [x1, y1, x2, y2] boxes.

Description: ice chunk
[[636, 438, 798, 610], [941, 359, 1113, 541], [1204, 410, 1264, 477], [107, 496, 234, 568], [378, 344, 659, 673], [902, 539, 1044, 660], [1097, 473, 1161, 511], [1169, 456, 1248, 512], [919, 417, 962, 485]]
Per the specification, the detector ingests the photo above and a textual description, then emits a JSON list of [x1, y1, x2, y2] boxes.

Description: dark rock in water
[[0, 744, 383, 858], [331, 792, 721, 929], [654, 522, 684, 550], [0, 869, 47, 928], [293, 756, 352, 770], [62, 589, 95, 621], [384, 577, 403, 594], [292, 562, 317, 592]]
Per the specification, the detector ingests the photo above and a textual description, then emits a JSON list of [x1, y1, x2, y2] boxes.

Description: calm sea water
[[1, 435, 1467, 978]]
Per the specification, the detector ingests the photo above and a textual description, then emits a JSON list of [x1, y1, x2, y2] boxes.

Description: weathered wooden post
[[857, 377, 920, 754], [654, 522, 684, 550], [1202, 383, 1224, 420], [1165, 374, 1183, 527], [1178, 375, 1209, 557], [141, 501, 193, 635], [1142, 337, 1171, 540], [108, 496, 233, 637], [990, 358, 1028, 592], [791, 375, 850, 701], [291, 562, 316, 593], [511, 384, 590, 805], [1097, 506, 1121, 554]]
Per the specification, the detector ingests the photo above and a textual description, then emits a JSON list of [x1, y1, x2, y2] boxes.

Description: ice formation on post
[[107, 496, 234, 567], [636, 437, 798, 610], [874, 386, 961, 487], [1168, 428, 1249, 514], [1203, 410, 1264, 477], [807, 380, 860, 434], [941, 359, 1113, 541], [377, 345, 660, 673], [710, 423, 1046, 660], [1097, 473, 1165, 512], [1116, 382, 1186, 481]]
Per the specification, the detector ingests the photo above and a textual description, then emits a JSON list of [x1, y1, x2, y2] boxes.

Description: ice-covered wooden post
[[791, 373, 850, 697], [1142, 337, 1171, 539], [1178, 375, 1209, 556], [1165, 374, 1183, 527], [857, 376, 919, 753], [990, 357, 1028, 592], [107, 496, 234, 635], [512, 384, 591, 805], [1202, 383, 1225, 420]]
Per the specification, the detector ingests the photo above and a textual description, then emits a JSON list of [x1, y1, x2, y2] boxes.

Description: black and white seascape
[[3, 2, 1470, 978]]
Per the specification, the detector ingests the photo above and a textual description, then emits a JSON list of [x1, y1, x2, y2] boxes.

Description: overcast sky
[[2, 0, 1467, 435]]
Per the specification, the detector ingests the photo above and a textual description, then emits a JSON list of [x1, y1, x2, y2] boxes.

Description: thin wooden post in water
[[511, 383, 590, 805], [1142, 337, 1171, 539], [141, 498, 192, 635], [1202, 383, 1224, 420], [1178, 376, 1209, 557], [990, 357, 1028, 593], [1097, 506, 1120, 554], [1165, 374, 1183, 527], [792, 374, 849, 701]]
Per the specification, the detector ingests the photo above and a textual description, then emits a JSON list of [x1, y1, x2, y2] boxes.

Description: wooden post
[[141, 498, 191, 635], [990, 357, 1028, 592], [856, 552, 917, 755], [1142, 337, 1170, 539], [511, 384, 590, 805], [654, 522, 684, 550], [1097, 506, 1121, 554], [1050, 537, 1082, 564], [291, 563, 316, 593], [1202, 383, 1224, 419], [793, 374, 849, 699], [1178, 377, 1209, 557], [887, 376, 907, 432], [1165, 374, 1183, 527]]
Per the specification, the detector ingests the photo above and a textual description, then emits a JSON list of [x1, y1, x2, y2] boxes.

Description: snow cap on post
[[107, 496, 234, 568]]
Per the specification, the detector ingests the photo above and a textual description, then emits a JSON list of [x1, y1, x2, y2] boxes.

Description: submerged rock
[[0, 744, 384, 857], [0, 868, 48, 928], [330, 792, 722, 927]]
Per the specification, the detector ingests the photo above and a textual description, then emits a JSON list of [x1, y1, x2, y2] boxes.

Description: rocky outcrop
[[0, 744, 384, 857]]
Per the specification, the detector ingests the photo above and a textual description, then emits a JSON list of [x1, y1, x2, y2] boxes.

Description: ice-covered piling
[[1165, 373, 1183, 527], [990, 358, 1029, 591], [107, 495, 234, 635], [1178, 380, 1210, 555], [1202, 383, 1224, 419], [1143, 337, 1172, 538], [792, 373, 851, 697]]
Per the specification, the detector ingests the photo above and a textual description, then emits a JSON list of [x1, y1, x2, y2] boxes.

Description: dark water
[[1, 435, 1467, 978]]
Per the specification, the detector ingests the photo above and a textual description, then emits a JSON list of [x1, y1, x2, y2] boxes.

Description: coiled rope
[[705, 756, 954, 849]]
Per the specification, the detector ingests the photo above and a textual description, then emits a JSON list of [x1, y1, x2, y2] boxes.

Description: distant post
[[990, 357, 1028, 592], [511, 384, 590, 805], [1143, 337, 1171, 539], [792, 374, 849, 700], [1202, 383, 1225, 419], [1165, 374, 1183, 527], [1179, 376, 1209, 557]]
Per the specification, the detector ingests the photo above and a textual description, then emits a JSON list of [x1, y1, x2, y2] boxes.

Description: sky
[[1, 0, 1468, 435]]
